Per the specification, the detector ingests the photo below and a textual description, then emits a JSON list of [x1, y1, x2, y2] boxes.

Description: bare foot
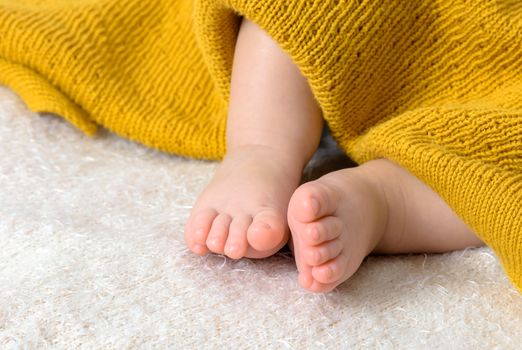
[[184, 19, 322, 260], [288, 161, 388, 292], [185, 145, 302, 259], [288, 159, 483, 293]]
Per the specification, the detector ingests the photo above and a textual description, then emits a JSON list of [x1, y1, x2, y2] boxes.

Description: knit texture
[[0, 0, 521, 291]]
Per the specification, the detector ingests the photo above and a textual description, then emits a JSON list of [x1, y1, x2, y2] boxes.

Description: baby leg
[[185, 19, 323, 259], [288, 159, 484, 292]]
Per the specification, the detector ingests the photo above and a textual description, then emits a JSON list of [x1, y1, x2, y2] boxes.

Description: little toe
[[302, 216, 343, 246], [312, 252, 351, 285], [306, 279, 340, 293], [303, 239, 344, 266], [206, 213, 232, 254], [185, 208, 218, 254], [247, 209, 287, 252], [224, 215, 252, 259], [186, 208, 219, 243], [289, 181, 339, 223], [298, 270, 315, 290]]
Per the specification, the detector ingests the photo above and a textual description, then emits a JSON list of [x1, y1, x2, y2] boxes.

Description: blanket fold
[[0, 0, 520, 292]]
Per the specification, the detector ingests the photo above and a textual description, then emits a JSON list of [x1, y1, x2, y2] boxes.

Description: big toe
[[289, 180, 339, 223], [246, 209, 288, 252]]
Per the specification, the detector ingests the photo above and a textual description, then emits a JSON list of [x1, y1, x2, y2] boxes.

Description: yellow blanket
[[0, 0, 521, 292]]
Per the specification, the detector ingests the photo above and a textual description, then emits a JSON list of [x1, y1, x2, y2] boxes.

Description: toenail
[[253, 222, 271, 231], [258, 222, 271, 229]]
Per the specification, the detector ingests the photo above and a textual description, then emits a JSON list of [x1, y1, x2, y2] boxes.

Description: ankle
[[226, 143, 310, 171], [359, 160, 404, 255]]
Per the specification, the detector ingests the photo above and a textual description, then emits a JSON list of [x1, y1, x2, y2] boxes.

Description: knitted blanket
[[0, 0, 521, 292]]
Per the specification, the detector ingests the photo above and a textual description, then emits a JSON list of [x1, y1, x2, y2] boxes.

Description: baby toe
[[302, 216, 343, 246], [206, 213, 232, 254], [304, 239, 343, 266], [312, 252, 350, 284], [289, 180, 340, 223], [306, 279, 339, 293], [298, 269, 315, 290], [185, 208, 218, 254], [247, 209, 287, 252], [224, 215, 252, 259]]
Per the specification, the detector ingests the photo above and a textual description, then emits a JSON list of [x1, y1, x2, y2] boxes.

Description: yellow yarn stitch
[[0, 0, 520, 291]]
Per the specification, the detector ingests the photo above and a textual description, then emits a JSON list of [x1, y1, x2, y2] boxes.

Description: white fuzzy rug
[[1, 86, 521, 349]]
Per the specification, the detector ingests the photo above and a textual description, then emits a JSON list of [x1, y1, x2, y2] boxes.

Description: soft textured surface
[[1, 87, 522, 348], [1, 0, 521, 292]]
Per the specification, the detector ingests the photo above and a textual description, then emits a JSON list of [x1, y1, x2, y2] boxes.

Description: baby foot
[[185, 145, 302, 259], [288, 161, 391, 292]]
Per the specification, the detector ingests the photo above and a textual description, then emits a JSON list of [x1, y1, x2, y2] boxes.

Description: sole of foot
[[288, 160, 391, 292]]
